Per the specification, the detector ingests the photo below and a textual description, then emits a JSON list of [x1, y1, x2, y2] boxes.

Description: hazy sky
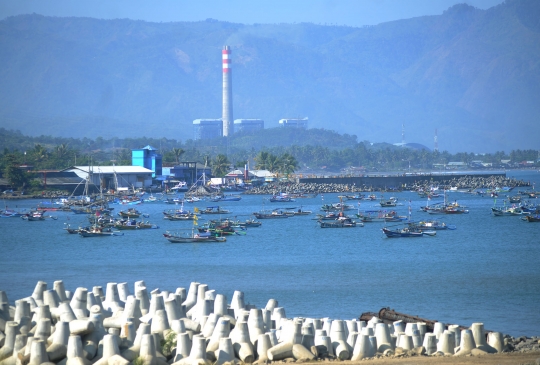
[[1, 0, 505, 26]]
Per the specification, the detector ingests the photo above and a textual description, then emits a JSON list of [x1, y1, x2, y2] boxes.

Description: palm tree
[[32, 144, 48, 164], [171, 148, 185, 165], [55, 143, 69, 158], [265, 154, 280, 173], [212, 154, 231, 177], [279, 153, 299, 177], [254, 151, 269, 170]]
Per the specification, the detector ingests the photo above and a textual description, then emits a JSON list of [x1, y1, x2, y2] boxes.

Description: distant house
[[447, 162, 468, 169]]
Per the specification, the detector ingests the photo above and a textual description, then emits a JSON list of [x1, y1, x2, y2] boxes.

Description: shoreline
[[1, 280, 540, 365]]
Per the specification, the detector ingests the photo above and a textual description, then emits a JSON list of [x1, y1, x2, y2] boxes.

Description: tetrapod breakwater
[[1, 280, 539, 365]]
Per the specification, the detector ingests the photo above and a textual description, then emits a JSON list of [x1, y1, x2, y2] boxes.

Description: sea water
[[1, 170, 539, 337]]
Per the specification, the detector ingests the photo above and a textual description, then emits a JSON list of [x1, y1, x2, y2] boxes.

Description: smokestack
[[222, 46, 233, 137]]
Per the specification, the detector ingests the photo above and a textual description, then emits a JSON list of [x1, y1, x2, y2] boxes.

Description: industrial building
[[60, 166, 154, 192], [132, 145, 162, 177], [233, 119, 264, 133], [193, 119, 223, 140], [169, 162, 212, 186], [279, 118, 308, 129]]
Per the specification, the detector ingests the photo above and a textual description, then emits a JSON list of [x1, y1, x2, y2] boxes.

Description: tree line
[[1, 128, 538, 190]]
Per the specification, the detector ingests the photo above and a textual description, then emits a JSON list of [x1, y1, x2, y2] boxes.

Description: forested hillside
[[0, 0, 539, 152]]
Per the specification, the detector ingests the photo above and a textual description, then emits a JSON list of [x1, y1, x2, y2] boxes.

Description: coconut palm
[[212, 154, 231, 177], [278, 153, 299, 177]]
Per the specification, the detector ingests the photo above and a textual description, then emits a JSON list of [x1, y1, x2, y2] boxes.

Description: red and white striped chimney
[[222, 46, 233, 137]]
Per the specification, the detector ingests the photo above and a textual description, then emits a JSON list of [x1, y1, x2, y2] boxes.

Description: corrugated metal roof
[[66, 166, 153, 174]]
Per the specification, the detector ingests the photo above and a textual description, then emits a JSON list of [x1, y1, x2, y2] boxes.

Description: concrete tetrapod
[[54, 281, 68, 303], [174, 335, 211, 365], [488, 331, 504, 353], [46, 321, 70, 362], [399, 334, 414, 351], [470, 323, 497, 353], [150, 309, 170, 339], [117, 283, 130, 303], [29, 340, 49, 365], [411, 329, 422, 348], [31, 282, 47, 307], [422, 333, 437, 355], [172, 333, 191, 363], [433, 322, 445, 339], [93, 334, 121, 365], [374, 322, 393, 353], [454, 329, 476, 356], [33, 319, 51, 342], [247, 309, 265, 345], [254, 334, 271, 363], [214, 338, 239, 365], [139, 334, 167, 365], [206, 318, 230, 353], [351, 328, 374, 361], [0, 322, 18, 362], [230, 322, 254, 363], [291, 344, 316, 361], [448, 324, 461, 347], [181, 283, 199, 313], [314, 336, 333, 358], [121, 323, 151, 361], [64, 335, 91, 365], [70, 288, 88, 319], [135, 287, 150, 316]]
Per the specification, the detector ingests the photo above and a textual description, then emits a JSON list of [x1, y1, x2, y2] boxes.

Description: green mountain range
[[0, 0, 539, 153]]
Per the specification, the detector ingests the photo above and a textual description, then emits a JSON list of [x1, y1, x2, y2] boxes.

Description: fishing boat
[[253, 210, 289, 219], [345, 194, 364, 200], [416, 220, 456, 230], [211, 194, 242, 202], [118, 208, 144, 218], [78, 226, 122, 237], [508, 195, 522, 204], [64, 223, 86, 234], [269, 194, 295, 203], [284, 206, 312, 216], [522, 215, 540, 222], [235, 218, 262, 228], [491, 206, 525, 216], [197, 206, 231, 214], [382, 223, 436, 238], [163, 230, 226, 243], [113, 219, 159, 230], [318, 216, 361, 228], [379, 197, 397, 207], [21, 211, 46, 221]]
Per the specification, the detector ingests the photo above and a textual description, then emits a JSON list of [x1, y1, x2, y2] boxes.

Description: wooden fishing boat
[[382, 223, 436, 238], [522, 215, 540, 222], [269, 194, 295, 203], [197, 206, 231, 214], [78, 226, 122, 237], [21, 211, 46, 221], [415, 220, 456, 230], [253, 210, 289, 219], [118, 208, 143, 218], [491, 206, 525, 216], [318, 216, 361, 228], [114, 219, 159, 230], [163, 230, 226, 243]]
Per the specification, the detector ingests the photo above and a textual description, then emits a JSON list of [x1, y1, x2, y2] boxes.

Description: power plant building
[[234, 119, 264, 133], [279, 118, 308, 129], [193, 119, 223, 140]]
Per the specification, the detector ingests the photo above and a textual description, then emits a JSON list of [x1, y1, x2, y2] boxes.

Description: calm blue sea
[[1, 170, 539, 337]]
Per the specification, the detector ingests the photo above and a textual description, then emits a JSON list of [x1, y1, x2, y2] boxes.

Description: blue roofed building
[[132, 145, 162, 178]]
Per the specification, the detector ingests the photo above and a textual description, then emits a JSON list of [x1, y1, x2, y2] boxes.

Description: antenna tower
[[401, 124, 405, 147], [434, 129, 439, 152]]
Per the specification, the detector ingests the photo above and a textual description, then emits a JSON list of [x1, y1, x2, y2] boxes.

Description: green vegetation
[[1, 128, 538, 193]]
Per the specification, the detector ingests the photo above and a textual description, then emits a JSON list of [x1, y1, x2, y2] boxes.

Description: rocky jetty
[[245, 175, 529, 195], [1, 280, 539, 365]]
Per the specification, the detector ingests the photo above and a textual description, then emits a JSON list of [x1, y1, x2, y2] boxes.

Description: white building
[[278, 118, 308, 129], [61, 166, 153, 191]]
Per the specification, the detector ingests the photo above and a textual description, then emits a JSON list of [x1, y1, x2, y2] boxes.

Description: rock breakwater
[[1, 280, 538, 365], [245, 175, 529, 195]]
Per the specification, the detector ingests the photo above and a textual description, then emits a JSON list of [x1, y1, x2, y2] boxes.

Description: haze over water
[[1, 170, 539, 337]]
